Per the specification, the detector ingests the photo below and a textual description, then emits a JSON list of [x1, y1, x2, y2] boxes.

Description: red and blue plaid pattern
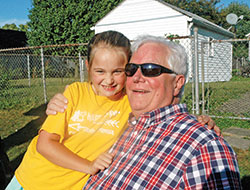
[[84, 104, 241, 189]]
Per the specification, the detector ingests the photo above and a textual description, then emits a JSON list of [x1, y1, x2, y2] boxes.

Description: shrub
[[0, 65, 12, 90], [241, 63, 250, 77]]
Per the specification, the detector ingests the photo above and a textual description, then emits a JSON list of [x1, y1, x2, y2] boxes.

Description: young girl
[[6, 31, 132, 190]]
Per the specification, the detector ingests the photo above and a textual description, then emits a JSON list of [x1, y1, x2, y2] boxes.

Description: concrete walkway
[[222, 127, 250, 150]]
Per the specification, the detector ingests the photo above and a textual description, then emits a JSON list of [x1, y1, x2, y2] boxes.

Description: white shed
[[92, 0, 234, 82]]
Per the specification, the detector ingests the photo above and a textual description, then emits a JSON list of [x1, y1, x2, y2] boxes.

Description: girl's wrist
[[84, 160, 95, 175]]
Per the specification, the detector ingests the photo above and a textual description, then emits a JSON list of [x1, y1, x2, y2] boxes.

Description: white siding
[[95, 0, 189, 40], [191, 27, 232, 82]]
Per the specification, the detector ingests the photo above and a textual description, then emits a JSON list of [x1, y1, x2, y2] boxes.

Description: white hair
[[131, 35, 188, 98]]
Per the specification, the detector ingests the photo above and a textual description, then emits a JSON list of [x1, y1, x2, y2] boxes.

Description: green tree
[[1, 23, 29, 32], [220, 2, 250, 38], [19, 24, 29, 32], [219, 3, 250, 64], [164, 0, 222, 24], [27, 0, 122, 46], [1, 23, 19, 30]]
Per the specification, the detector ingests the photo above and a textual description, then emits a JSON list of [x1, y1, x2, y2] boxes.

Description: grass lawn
[[1, 76, 250, 186]]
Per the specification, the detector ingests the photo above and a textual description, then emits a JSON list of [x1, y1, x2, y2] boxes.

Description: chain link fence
[[0, 37, 249, 120], [0, 44, 88, 110], [0, 37, 194, 110], [200, 38, 250, 120]]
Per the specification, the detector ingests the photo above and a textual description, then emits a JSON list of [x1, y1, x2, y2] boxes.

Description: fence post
[[194, 27, 200, 115], [79, 52, 84, 82], [41, 47, 47, 103], [200, 42, 205, 114], [236, 59, 239, 75], [27, 55, 31, 87], [248, 37, 250, 61]]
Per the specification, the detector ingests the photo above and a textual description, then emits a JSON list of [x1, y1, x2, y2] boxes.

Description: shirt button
[[131, 120, 137, 125]]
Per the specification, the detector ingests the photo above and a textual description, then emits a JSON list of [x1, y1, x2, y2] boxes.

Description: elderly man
[[82, 35, 241, 189]]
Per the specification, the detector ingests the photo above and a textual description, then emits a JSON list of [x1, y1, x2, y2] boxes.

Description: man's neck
[[172, 97, 181, 105], [132, 99, 181, 120]]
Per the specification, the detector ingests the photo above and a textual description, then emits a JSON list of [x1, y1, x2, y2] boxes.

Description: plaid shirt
[[84, 104, 241, 190]]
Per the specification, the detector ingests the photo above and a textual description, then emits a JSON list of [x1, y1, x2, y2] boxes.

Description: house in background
[[91, 0, 234, 82], [0, 29, 27, 49]]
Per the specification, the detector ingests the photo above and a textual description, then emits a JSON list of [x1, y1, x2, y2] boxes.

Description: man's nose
[[132, 68, 145, 83]]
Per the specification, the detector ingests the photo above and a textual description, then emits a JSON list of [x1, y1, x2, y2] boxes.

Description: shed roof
[[94, 0, 234, 38], [0, 29, 27, 49], [156, 0, 234, 38]]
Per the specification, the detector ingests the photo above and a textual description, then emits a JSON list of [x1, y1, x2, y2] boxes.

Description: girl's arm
[[36, 130, 113, 175], [46, 93, 221, 136]]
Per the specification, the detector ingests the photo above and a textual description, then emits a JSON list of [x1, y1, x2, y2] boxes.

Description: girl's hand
[[197, 115, 221, 136], [46, 93, 68, 115], [89, 152, 114, 175], [46, 85, 69, 115]]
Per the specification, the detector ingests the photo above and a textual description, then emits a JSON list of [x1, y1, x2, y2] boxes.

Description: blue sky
[[0, 0, 249, 27], [0, 0, 32, 27]]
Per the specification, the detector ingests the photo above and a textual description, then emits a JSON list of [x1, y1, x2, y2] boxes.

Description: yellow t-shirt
[[15, 82, 131, 190]]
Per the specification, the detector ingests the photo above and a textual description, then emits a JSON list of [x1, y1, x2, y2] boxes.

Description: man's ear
[[174, 75, 185, 97], [85, 60, 89, 72]]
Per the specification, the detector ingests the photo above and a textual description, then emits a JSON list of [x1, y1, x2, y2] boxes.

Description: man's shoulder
[[163, 112, 219, 145], [167, 111, 199, 127]]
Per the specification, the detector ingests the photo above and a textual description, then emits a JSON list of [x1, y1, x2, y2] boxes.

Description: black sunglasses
[[125, 63, 177, 77]]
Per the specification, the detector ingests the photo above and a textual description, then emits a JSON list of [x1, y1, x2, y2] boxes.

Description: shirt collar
[[128, 104, 188, 129]]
